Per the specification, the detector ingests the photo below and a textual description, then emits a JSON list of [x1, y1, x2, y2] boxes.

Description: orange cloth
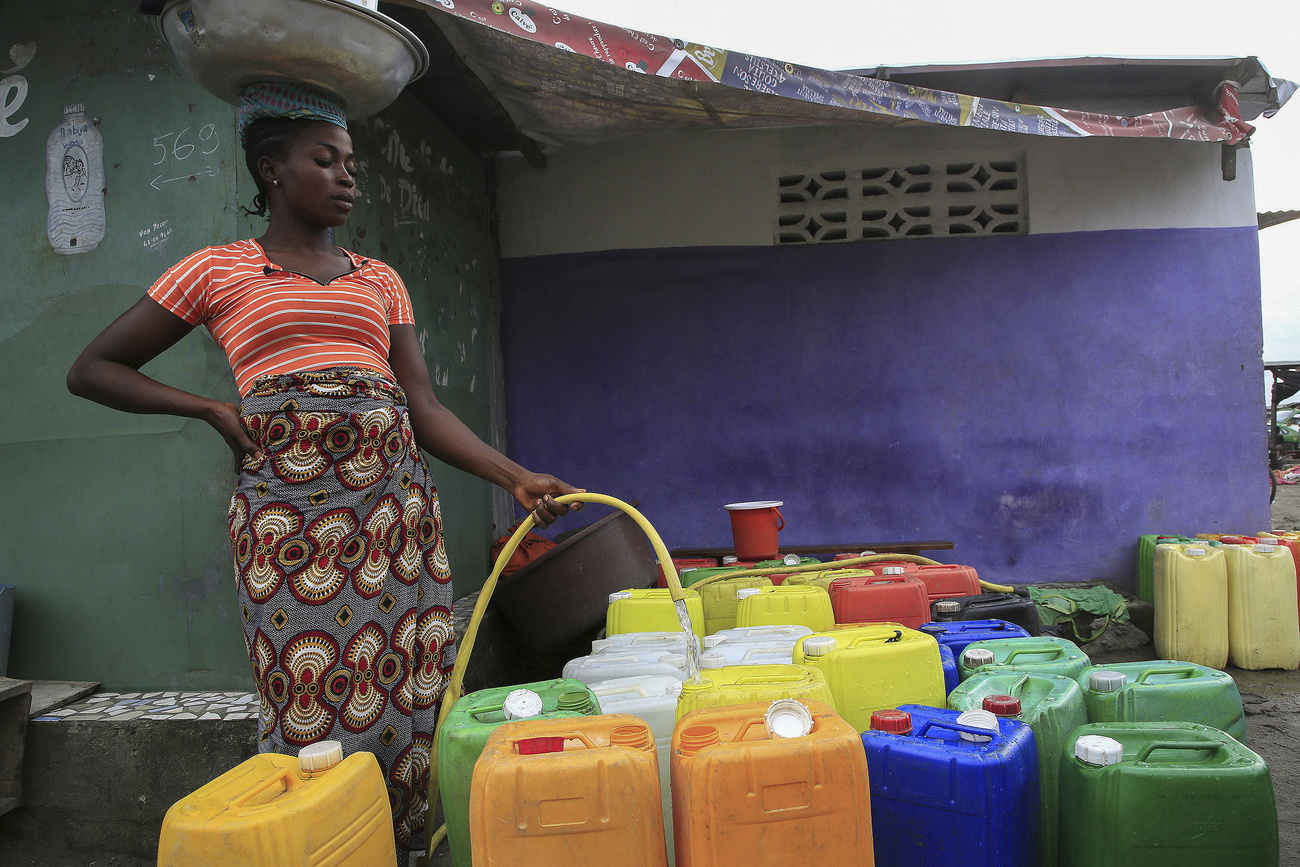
[[148, 239, 414, 395]]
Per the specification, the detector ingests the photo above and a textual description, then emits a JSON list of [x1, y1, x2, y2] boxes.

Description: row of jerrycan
[[609, 561, 1038, 639], [947, 656, 1253, 867], [1150, 539, 1300, 670], [447, 689, 1275, 866], [466, 699, 874, 866]]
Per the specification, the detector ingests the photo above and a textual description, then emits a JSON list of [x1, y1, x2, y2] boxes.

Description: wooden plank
[[670, 541, 955, 559], [26, 681, 99, 718]]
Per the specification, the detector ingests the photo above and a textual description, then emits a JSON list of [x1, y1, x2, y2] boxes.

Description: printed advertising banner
[[414, 0, 1289, 147]]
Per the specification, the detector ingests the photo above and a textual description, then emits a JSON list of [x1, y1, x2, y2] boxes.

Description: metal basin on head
[[157, 0, 429, 118]]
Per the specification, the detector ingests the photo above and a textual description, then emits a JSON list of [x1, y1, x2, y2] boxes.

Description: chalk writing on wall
[[151, 123, 220, 189], [0, 42, 37, 138]]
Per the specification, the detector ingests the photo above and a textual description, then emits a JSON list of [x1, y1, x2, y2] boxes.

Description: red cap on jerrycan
[[870, 709, 913, 734], [982, 694, 1022, 717]]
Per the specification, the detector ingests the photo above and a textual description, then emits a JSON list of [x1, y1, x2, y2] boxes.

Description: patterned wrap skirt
[[228, 367, 455, 850]]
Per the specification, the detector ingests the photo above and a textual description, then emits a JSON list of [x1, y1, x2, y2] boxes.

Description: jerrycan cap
[[1185, 547, 1207, 556], [919, 623, 948, 635], [782, 554, 802, 566], [608, 591, 633, 603], [736, 588, 763, 600], [870, 709, 913, 734], [982, 694, 1022, 717], [934, 600, 962, 615], [800, 636, 838, 657], [702, 635, 726, 649], [963, 647, 996, 668], [955, 709, 999, 742], [659, 653, 688, 671], [722, 555, 740, 564], [882, 566, 905, 575], [699, 652, 727, 670], [1089, 670, 1129, 693], [1253, 543, 1277, 553], [1075, 734, 1124, 766], [765, 699, 814, 738], [502, 688, 544, 720], [298, 740, 343, 773]]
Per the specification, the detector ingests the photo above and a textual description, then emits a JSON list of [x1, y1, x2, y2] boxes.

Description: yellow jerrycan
[[1153, 543, 1228, 669], [1221, 542, 1300, 670], [157, 742, 395, 866]]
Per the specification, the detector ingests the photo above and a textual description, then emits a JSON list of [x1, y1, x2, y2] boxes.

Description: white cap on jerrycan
[[699, 652, 728, 670], [659, 653, 689, 672], [736, 588, 763, 600], [800, 636, 839, 658], [1075, 734, 1124, 766], [765, 699, 814, 738], [963, 647, 996, 668], [298, 740, 343, 774], [608, 591, 633, 603], [1088, 670, 1129, 693], [502, 688, 545, 720], [882, 566, 905, 575], [955, 709, 999, 743]]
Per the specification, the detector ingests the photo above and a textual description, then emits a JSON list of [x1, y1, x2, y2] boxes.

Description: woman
[[67, 83, 580, 855]]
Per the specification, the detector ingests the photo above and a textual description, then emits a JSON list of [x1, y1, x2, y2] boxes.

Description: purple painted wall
[[501, 227, 1268, 588]]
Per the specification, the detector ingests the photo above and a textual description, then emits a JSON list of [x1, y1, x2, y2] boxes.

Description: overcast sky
[[553, 0, 1300, 367]]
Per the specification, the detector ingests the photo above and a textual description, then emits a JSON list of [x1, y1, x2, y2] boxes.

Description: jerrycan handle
[[734, 673, 806, 685], [1007, 673, 1031, 696], [847, 629, 904, 647], [511, 729, 597, 752], [232, 770, 298, 810], [1134, 740, 1226, 763], [1002, 645, 1065, 664], [915, 718, 1002, 741], [1135, 665, 1197, 683]]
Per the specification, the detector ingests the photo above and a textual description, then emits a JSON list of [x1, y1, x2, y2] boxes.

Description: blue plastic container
[[919, 618, 1031, 658], [939, 644, 958, 695], [862, 704, 1039, 866]]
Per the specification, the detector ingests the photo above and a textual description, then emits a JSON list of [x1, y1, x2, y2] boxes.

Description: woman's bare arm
[[387, 324, 580, 526], [67, 296, 260, 461]]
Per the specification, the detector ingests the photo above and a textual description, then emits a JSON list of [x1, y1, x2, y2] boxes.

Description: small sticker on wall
[[46, 103, 105, 254]]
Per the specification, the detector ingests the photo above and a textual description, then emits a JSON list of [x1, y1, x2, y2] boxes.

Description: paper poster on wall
[[46, 103, 105, 254]]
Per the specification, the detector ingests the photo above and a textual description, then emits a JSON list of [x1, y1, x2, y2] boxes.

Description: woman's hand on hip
[[512, 474, 585, 528], [206, 400, 264, 464]]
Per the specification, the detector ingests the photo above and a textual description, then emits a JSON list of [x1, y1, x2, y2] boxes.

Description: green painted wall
[[0, 2, 504, 690]]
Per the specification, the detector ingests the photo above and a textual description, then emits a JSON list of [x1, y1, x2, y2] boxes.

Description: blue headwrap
[[237, 82, 348, 147]]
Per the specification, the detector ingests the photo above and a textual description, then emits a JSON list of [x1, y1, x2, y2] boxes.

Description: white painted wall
[[496, 122, 1257, 258]]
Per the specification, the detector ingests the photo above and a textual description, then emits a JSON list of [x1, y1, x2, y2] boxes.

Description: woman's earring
[[272, 179, 280, 187]]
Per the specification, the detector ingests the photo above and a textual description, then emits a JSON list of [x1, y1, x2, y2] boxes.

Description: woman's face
[[268, 121, 358, 228]]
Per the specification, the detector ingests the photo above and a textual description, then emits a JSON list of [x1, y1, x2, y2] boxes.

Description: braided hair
[[240, 117, 313, 218]]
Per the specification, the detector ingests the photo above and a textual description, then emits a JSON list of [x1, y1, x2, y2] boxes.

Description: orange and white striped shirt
[[147, 239, 415, 395]]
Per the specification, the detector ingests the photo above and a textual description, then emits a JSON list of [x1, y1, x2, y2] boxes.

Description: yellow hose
[[422, 493, 687, 864]]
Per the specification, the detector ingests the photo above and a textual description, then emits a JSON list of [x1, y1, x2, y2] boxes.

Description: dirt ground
[[5, 493, 1300, 865]]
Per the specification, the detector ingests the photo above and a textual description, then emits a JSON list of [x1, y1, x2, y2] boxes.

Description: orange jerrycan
[[469, 714, 668, 866], [671, 699, 873, 866], [157, 742, 395, 866]]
